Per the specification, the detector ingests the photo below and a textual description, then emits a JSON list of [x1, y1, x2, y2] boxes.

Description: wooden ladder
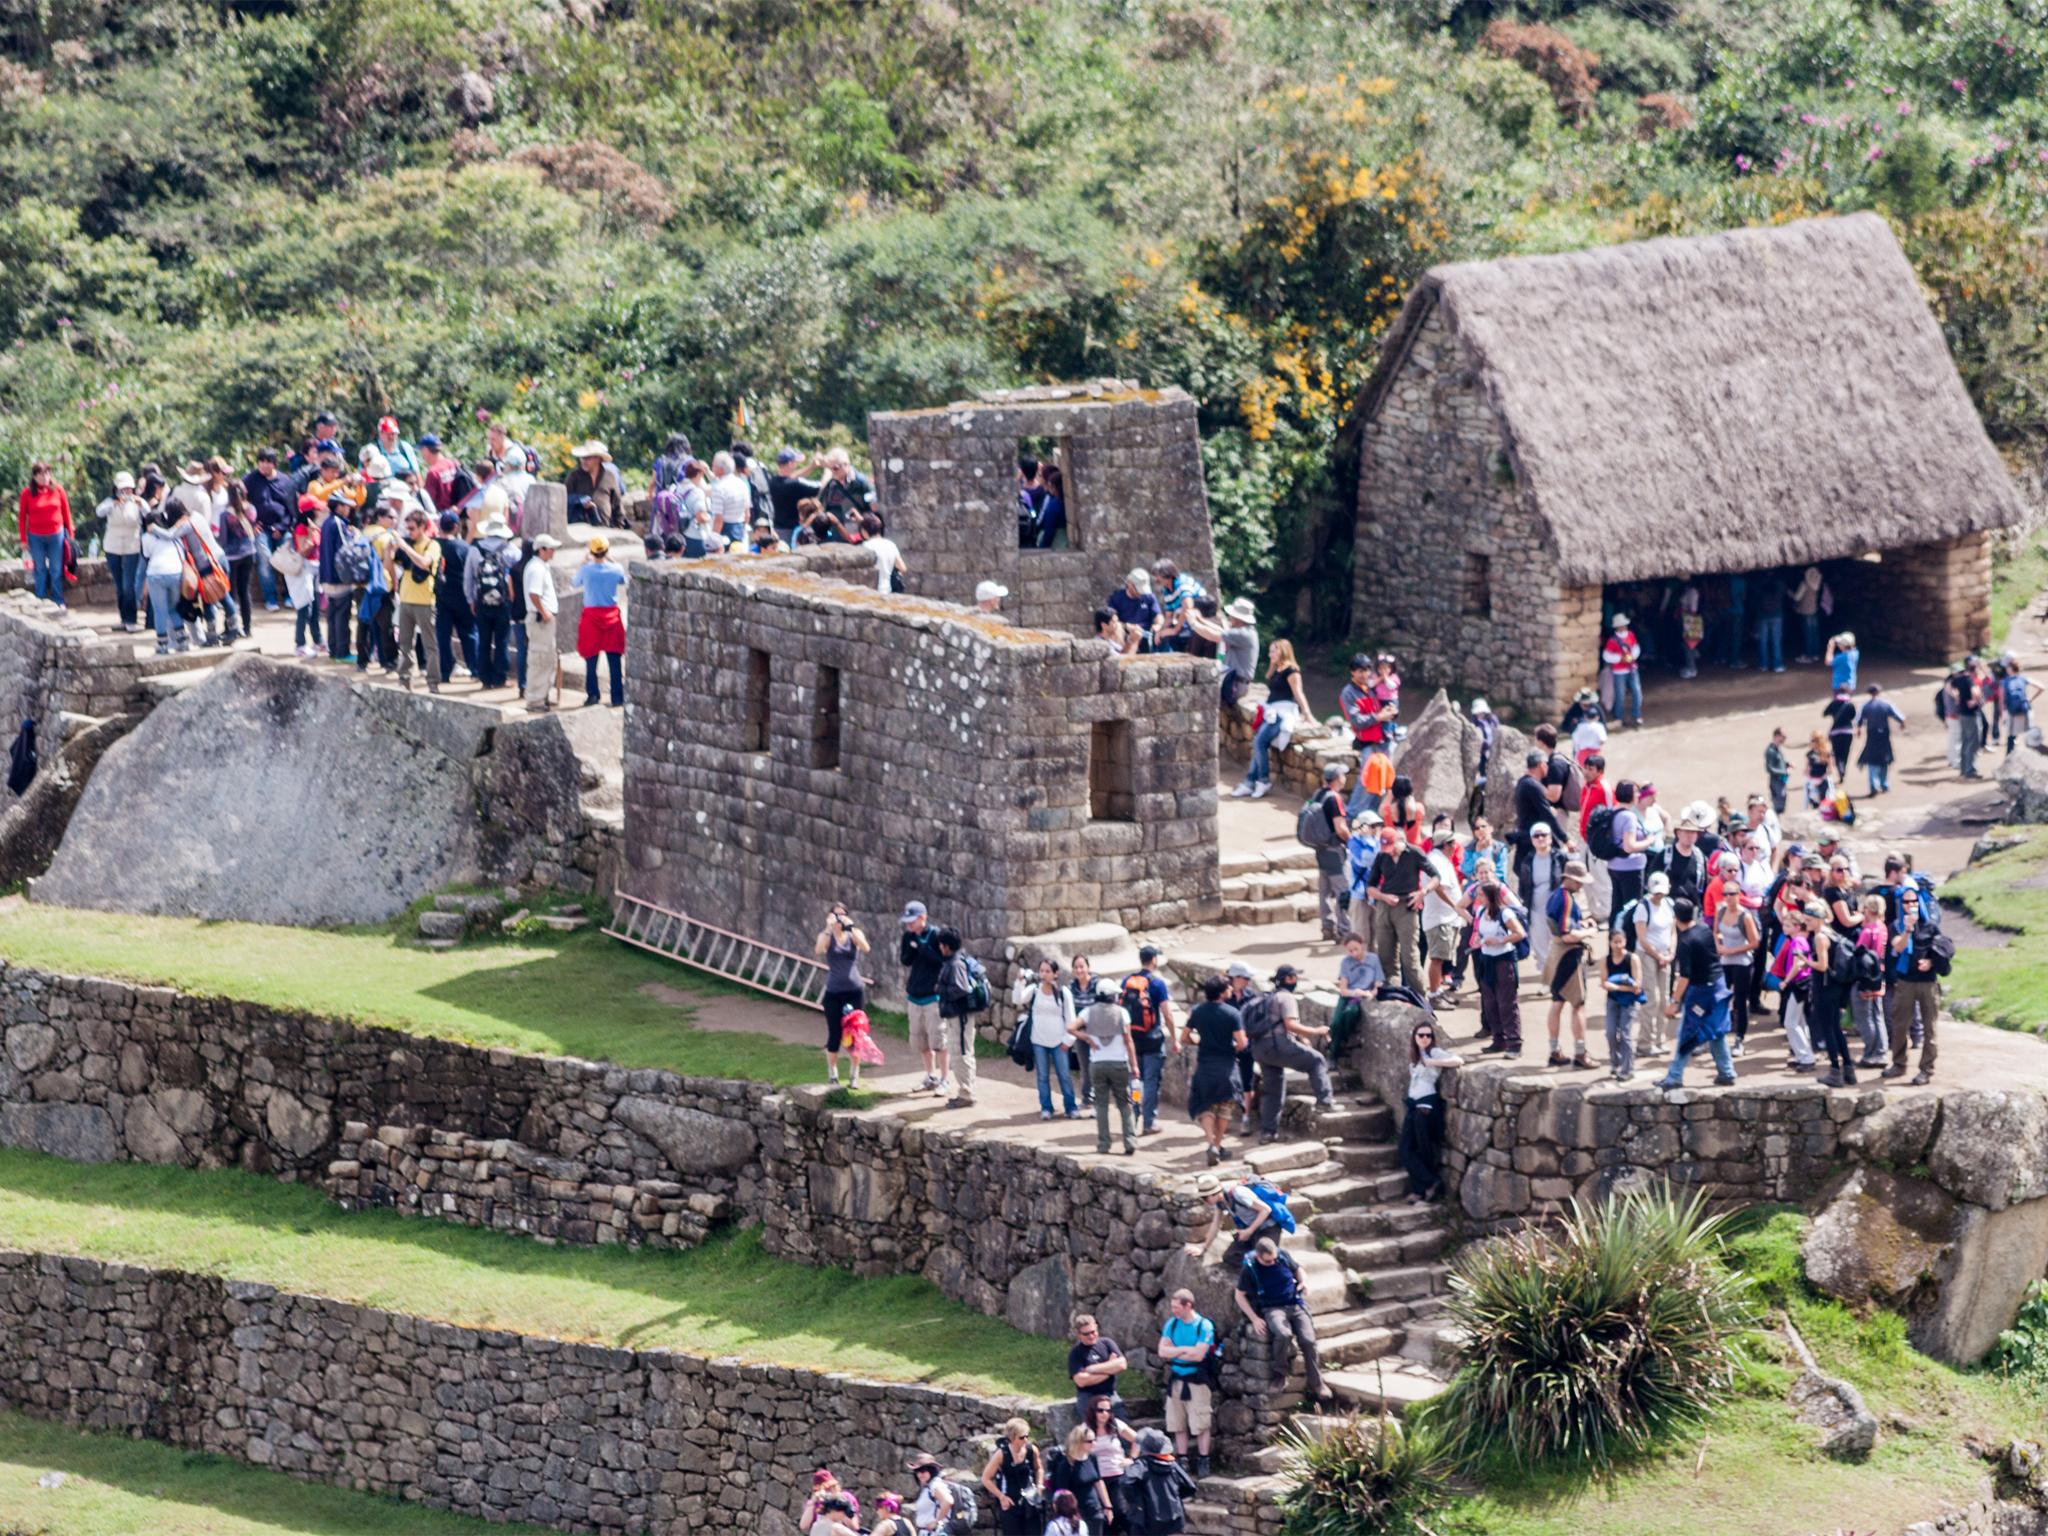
[[605, 891, 830, 1010]]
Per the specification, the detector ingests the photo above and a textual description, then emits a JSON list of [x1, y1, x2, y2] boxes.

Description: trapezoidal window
[[1017, 433, 1077, 551], [812, 664, 842, 771], [1461, 553, 1492, 619], [1089, 719, 1135, 822], [743, 648, 771, 753]]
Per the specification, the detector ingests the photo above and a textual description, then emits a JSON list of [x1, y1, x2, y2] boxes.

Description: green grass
[[0, 904, 834, 1082], [1991, 528, 2048, 652], [1432, 1212, 2044, 1536], [0, 1149, 1067, 1402], [1938, 825, 2048, 1037], [0, 1412, 558, 1536]]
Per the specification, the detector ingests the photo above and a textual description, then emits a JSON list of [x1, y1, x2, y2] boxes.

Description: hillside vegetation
[[4, 0, 2046, 621]]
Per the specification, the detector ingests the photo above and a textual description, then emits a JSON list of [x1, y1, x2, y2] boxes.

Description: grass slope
[[0, 1413, 557, 1536], [1939, 825, 2048, 1037], [0, 904, 828, 1081], [0, 1149, 1066, 1402]]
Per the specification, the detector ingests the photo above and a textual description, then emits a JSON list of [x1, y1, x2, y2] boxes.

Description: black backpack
[[1851, 943, 1884, 990], [1824, 933, 1858, 988], [941, 1478, 979, 1535], [1585, 804, 1621, 862], [1240, 990, 1282, 1047], [1296, 791, 1340, 850], [473, 538, 511, 609], [335, 530, 375, 585]]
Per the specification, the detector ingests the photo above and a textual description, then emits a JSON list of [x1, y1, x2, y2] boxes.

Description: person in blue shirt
[[1151, 558, 1206, 651], [1826, 631, 1860, 694], [1158, 1289, 1217, 1477], [573, 536, 628, 707], [1234, 1237, 1329, 1404], [1032, 464, 1067, 549], [1105, 569, 1161, 647]]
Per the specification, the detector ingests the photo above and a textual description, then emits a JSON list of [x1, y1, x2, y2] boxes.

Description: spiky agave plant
[[1424, 1186, 1761, 1471], [1277, 1413, 1454, 1536]]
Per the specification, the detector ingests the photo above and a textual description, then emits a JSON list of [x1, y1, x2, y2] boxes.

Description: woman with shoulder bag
[[983, 1418, 1047, 1536], [1012, 959, 1079, 1120], [1048, 1424, 1109, 1536]]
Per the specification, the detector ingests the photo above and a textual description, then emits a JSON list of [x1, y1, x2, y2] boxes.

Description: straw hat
[[1224, 597, 1257, 624], [570, 440, 611, 461]]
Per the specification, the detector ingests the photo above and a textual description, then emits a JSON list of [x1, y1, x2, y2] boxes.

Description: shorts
[[1163, 1380, 1212, 1435], [1426, 923, 1462, 962], [907, 999, 943, 1055], [1543, 942, 1586, 1007]]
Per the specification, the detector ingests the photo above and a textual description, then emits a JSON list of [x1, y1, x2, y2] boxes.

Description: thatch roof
[[1356, 213, 2025, 586]]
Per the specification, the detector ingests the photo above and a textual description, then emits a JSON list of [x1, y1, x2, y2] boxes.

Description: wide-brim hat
[[178, 461, 208, 485], [478, 516, 513, 539], [1224, 597, 1257, 624], [531, 534, 562, 550], [571, 440, 611, 461]]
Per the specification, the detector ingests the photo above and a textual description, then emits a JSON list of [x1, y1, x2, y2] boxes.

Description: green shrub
[[1424, 1188, 1762, 1470], [1557, 12, 1696, 98], [1993, 1279, 2048, 1384], [1452, 53, 1560, 147], [1278, 1414, 1453, 1536]]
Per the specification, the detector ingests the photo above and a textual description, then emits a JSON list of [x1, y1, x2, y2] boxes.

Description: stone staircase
[[1218, 848, 1322, 926]]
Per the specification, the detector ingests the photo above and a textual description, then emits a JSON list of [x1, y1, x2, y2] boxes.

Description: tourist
[[139, 505, 190, 655], [1185, 975, 1246, 1166], [869, 1492, 912, 1536], [1598, 927, 1644, 1081], [1219, 598, 1259, 706], [1236, 1237, 1329, 1405], [1514, 823, 1564, 977], [1850, 682, 1906, 796], [1068, 956, 1097, 1102], [1799, 900, 1856, 1087], [1513, 750, 1568, 852], [521, 532, 561, 713], [976, 580, 1008, 615], [2002, 657, 2040, 753], [906, 1455, 959, 1533], [1024, 463, 1066, 548], [1656, 815, 1710, 906], [1401, 1018, 1463, 1199], [566, 440, 625, 529], [817, 446, 875, 523], [1338, 653, 1393, 798], [390, 505, 444, 693], [317, 493, 357, 661], [1046, 1427, 1107, 1536], [1575, 753, 1611, 918], [572, 535, 628, 707], [1462, 816, 1510, 886], [1232, 639, 1310, 800], [168, 466, 232, 647], [1827, 630, 1860, 693], [1043, 1488, 1087, 1536], [1419, 818, 1464, 1006], [97, 471, 145, 631], [1656, 897, 1737, 1091], [1803, 729, 1833, 810], [1540, 860, 1597, 1070], [465, 504, 518, 687], [1106, 568, 1160, 648], [1946, 659, 1987, 779], [1126, 945, 1177, 1135], [1330, 932, 1384, 1053], [371, 415, 421, 482], [1850, 894, 1891, 1069], [241, 447, 296, 611], [815, 903, 870, 1088], [900, 901, 949, 1095], [430, 510, 476, 680], [749, 518, 785, 554], [1754, 571, 1786, 673], [1824, 684, 1858, 783], [1151, 559, 1202, 649], [1603, 779, 1651, 924], [1082, 1397, 1138, 1529], [1249, 964, 1333, 1145], [16, 460, 73, 606], [981, 1418, 1046, 1536], [1120, 1430, 1199, 1536], [707, 451, 752, 544], [1633, 872, 1677, 1057], [860, 512, 904, 591], [1364, 824, 1429, 994], [1790, 565, 1824, 663], [801, 1470, 861, 1535], [1714, 882, 1760, 1057], [1382, 774, 1426, 847], [1566, 689, 1609, 761], [934, 926, 985, 1109], [1014, 957, 1081, 1121], [1185, 1173, 1288, 1257], [1069, 1314, 1127, 1420], [1074, 977, 1137, 1156], [1883, 884, 1946, 1085], [421, 434, 470, 512], [1593, 614, 1638, 726], [1472, 879, 1526, 1057], [1305, 763, 1353, 942], [1158, 1289, 1217, 1476]]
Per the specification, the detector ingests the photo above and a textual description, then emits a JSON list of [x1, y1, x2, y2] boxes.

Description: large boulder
[[1483, 717, 1534, 837], [1391, 691, 1477, 824], [1004, 1255, 1075, 1338], [1926, 1090, 2048, 1212], [1999, 742, 2048, 822], [615, 1096, 760, 1175], [35, 656, 584, 924], [1347, 999, 1435, 1127]]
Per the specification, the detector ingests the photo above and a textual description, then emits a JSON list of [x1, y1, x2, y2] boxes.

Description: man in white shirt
[[522, 534, 560, 714], [860, 512, 902, 593], [1420, 818, 1465, 1006], [708, 451, 754, 545]]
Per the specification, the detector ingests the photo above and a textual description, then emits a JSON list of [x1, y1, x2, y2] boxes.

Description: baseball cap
[[438, 510, 458, 532], [1272, 963, 1299, 983], [900, 901, 927, 925], [1138, 945, 1161, 964], [777, 447, 800, 464], [530, 534, 562, 550], [313, 410, 339, 427], [377, 415, 399, 435], [1322, 762, 1345, 782], [1225, 961, 1253, 979], [974, 580, 1008, 604], [419, 432, 441, 449], [1125, 566, 1151, 587], [113, 471, 135, 491]]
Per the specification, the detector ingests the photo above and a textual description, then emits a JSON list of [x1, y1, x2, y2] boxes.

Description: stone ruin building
[[619, 544, 1222, 1003], [870, 380, 1217, 634], [1351, 212, 2027, 717]]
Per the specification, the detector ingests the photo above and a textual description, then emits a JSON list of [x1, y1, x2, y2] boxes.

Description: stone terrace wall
[[0, 556, 118, 611], [0, 1249, 1029, 1536], [870, 382, 1216, 635], [0, 588, 145, 736], [621, 550, 1220, 1003]]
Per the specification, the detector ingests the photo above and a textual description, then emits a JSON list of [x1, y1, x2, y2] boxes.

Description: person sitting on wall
[[1151, 558, 1205, 651], [1105, 568, 1160, 649], [1094, 604, 1141, 656]]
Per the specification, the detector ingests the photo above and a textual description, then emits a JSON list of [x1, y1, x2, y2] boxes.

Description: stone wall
[[870, 382, 1217, 636], [0, 588, 146, 742], [621, 548, 1220, 1004], [0, 1248, 1031, 1535], [0, 556, 119, 611], [1218, 688, 1353, 800], [1353, 300, 1568, 717], [1827, 531, 1994, 661]]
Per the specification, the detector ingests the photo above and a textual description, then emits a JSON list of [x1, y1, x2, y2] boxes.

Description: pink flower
[[1735, 154, 1753, 171], [1897, 100, 1912, 115], [1881, 84, 1895, 95], [1866, 145, 1883, 161], [1951, 78, 1967, 93], [1800, 112, 1817, 125], [55, 316, 71, 328], [475, 407, 491, 424]]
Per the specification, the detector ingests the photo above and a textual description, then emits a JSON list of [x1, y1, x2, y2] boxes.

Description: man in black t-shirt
[[1366, 828, 1429, 993], [768, 448, 822, 532], [1067, 1313, 1127, 1418], [1656, 897, 1736, 1091], [1311, 762, 1352, 943], [1513, 750, 1567, 852]]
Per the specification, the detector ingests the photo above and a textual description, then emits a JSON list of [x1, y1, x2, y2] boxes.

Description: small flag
[[733, 398, 751, 433]]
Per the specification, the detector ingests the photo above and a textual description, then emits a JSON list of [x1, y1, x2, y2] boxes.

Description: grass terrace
[[1940, 825, 2048, 1037], [0, 902, 836, 1082], [0, 1413, 559, 1536], [0, 1149, 1067, 1402]]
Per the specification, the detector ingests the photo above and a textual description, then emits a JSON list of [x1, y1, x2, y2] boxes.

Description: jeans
[[257, 529, 279, 606], [1245, 717, 1286, 785], [1612, 669, 1642, 725], [1091, 1058, 1135, 1152], [1255, 1037, 1333, 1136], [2011, 711, 2032, 754], [1137, 1048, 1165, 1131], [294, 601, 319, 648], [357, 592, 395, 671], [585, 652, 624, 705], [1034, 1042, 1078, 1115], [144, 570, 185, 645], [1801, 612, 1820, 659], [1258, 1303, 1325, 1397], [474, 604, 512, 687], [436, 606, 478, 680], [514, 617, 529, 692], [1867, 761, 1890, 795], [1317, 861, 1351, 940], [26, 532, 64, 604], [1398, 1093, 1444, 1197], [324, 586, 353, 659], [1604, 997, 1636, 1075], [1755, 614, 1784, 671], [1344, 778, 1385, 821], [1721, 606, 1745, 666], [1660, 1028, 1735, 1086], [105, 550, 142, 627], [1852, 991, 1888, 1062], [1959, 713, 1983, 777], [1769, 775, 1788, 814]]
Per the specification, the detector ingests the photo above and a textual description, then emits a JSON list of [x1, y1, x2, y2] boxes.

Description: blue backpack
[[1241, 1181, 1297, 1235]]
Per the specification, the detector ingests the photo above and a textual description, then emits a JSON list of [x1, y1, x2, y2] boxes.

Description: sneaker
[[1040, 1111, 1053, 1122], [1729, 1040, 1745, 1059], [1712, 1075, 1739, 1087], [827, 1071, 841, 1086], [1910, 1070, 1933, 1085], [1880, 1065, 1907, 1080], [1122, 1145, 1137, 1157], [1205, 1145, 1225, 1165], [1141, 1124, 1162, 1136], [946, 1095, 975, 1109], [153, 642, 171, 656], [1064, 1111, 1080, 1120], [1229, 783, 1255, 798], [1816, 1070, 1844, 1089], [1250, 781, 1272, 799], [1257, 1131, 1279, 1145], [1787, 1061, 1815, 1073]]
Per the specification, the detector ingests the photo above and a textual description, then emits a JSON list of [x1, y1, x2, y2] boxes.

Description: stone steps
[[1331, 1225, 1449, 1271], [1221, 894, 1319, 926], [1325, 1360, 1448, 1417], [1331, 1142, 1401, 1175], [1218, 870, 1311, 902], [1397, 1317, 1467, 1371], [1312, 1200, 1443, 1241], [1356, 1261, 1452, 1304]]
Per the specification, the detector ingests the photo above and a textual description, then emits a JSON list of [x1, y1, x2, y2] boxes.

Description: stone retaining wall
[[0, 1248, 1029, 1535], [1218, 689, 1353, 799], [0, 587, 145, 745]]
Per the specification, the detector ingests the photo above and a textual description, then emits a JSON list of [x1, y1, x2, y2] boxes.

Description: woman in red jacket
[[16, 461, 73, 607]]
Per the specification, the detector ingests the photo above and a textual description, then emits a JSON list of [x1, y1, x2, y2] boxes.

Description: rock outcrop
[[0, 712, 134, 888], [2000, 741, 2048, 822]]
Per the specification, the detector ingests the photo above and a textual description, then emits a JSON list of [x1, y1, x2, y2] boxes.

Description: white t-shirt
[[1408, 1047, 1459, 1099], [523, 554, 558, 622], [1078, 1000, 1130, 1065], [709, 472, 754, 531], [1011, 977, 1075, 1048], [1572, 717, 1608, 757], [1636, 897, 1677, 961], [1420, 849, 1461, 929], [867, 535, 901, 592]]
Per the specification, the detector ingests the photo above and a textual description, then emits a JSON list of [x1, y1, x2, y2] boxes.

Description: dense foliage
[[1993, 1279, 2048, 1386], [4, 0, 2047, 623], [1277, 1413, 1453, 1536], [1422, 1188, 1761, 1470]]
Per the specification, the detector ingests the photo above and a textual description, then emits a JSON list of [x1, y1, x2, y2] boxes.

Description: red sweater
[[17, 483, 72, 540]]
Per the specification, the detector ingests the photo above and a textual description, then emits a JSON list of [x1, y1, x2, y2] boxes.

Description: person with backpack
[[868, 1491, 915, 1536], [1472, 879, 1527, 1058], [429, 510, 477, 681], [1243, 964, 1333, 1145], [1119, 1429, 1199, 1536], [1045, 1427, 1107, 1536], [1850, 894, 1891, 1070], [1157, 1289, 1218, 1478], [1882, 883, 1948, 1085], [1655, 897, 1738, 1093], [1235, 1237, 1329, 1406], [1534, 724, 1583, 837], [934, 926, 988, 1110], [979, 1418, 1046, 1536], [900, 902, 949, 1095], [1124, 946, 1177, 1136], [1074, 978, 1137, 1156], [463, 504, 517, 688], [1012, 957, 1080, 1121], [1184, 975, 1247, 1166], [1798, 901, 1857, 1088], [1596, 779, 1652, 930], [1296, 763, 1352, 943], [906, 1453, 970, 1535]]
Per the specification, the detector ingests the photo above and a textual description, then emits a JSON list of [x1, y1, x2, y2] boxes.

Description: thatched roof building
[[1351, 213, 2022, 715]]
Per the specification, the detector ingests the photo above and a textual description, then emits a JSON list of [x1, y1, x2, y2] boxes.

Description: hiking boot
[[1193, 1454, 1211, 1479], [1816, 1070, 1844, 1089], [1880, 1065, 1907, 1080], [1910, 1070, 1934, 1086], [1570, 1051, 1591, 1070], [945, 1095, 975, 1110]]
